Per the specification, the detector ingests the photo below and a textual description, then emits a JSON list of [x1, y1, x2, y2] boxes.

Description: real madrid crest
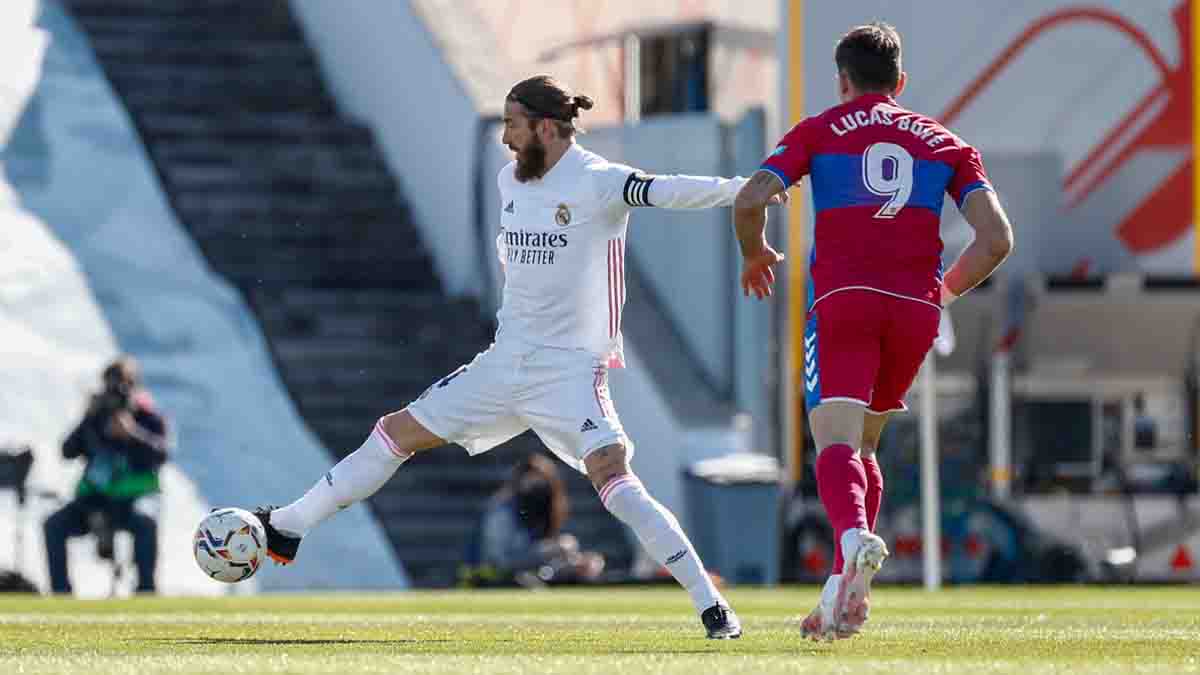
[[555, 203, 571, 226]]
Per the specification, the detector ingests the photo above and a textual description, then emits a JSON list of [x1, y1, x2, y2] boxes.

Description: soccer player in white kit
[[253, 75, 783, 639]]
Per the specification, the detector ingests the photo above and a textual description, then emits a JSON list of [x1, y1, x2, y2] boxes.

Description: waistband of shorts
[[494, 331, 607, 364]]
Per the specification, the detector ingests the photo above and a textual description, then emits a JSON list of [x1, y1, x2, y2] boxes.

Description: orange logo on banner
[[941, 3, 1194, 257], [1170, 544, 1194, 571]]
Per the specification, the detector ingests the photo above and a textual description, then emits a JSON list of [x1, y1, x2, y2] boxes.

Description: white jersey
[[495, 143, 746, 367]]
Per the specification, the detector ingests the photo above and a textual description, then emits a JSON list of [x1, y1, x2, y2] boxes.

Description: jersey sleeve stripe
[[955, 180, 992, 208], [620, 240, 626, 305], [616, 239, 625, 330], [609, 238, 623, 339], [758, 164, 792, 189], [607, 240, 615, 338], [623, 172, 655, 207], [612, 239, 619, 336]]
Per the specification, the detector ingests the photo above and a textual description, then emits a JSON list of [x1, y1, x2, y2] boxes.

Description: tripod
[[0, 446, 36, 591]]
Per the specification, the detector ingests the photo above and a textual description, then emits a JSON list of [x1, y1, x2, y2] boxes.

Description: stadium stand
[[62, 0, 630, 586]]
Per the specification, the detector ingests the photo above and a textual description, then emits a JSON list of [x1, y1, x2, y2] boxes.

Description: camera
[[94, 381, 133, 418]]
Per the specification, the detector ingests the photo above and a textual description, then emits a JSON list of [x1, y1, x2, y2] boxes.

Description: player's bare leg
[[585, 443, 740, 639], [257, 410, 444, 564]]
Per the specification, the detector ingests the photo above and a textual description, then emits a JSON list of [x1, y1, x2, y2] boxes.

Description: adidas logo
[[504, 201, 515, 214], [579, 418, 598, 432]]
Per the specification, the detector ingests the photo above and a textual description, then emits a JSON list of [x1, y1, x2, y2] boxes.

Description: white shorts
[[405, 338, 633, 473]]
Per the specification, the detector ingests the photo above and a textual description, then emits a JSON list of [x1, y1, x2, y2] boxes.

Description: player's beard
[[513, 136, 548, 183]]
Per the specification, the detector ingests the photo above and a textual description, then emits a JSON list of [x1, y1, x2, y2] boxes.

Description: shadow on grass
[[602, 644, 832, 656], [605, 649, 734, 655], [150, 638, 459, 646]]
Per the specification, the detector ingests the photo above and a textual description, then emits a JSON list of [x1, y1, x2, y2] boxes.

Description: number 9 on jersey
[[862, 142, 914, 219]]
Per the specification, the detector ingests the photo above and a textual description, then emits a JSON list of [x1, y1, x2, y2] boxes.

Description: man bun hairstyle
[[834, 21, 902, 93], [570, 94, 594, 115], [508, 75, 593, 137]]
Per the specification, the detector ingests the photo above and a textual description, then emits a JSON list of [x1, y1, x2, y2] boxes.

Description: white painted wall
[[1, 0, 220, 597], [0, 181, 205, 599], [610, 341, 750, 523], [0, 0, 407, 593]]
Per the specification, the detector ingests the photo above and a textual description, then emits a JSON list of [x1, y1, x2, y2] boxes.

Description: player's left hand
[[741, 245, 784, 300], [766, 191, 790, 206]]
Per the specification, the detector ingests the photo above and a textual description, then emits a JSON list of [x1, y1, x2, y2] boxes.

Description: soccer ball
[[193, 507, 266, 583]]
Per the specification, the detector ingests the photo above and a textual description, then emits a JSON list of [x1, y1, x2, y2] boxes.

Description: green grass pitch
[[1, 586, 1197, 674]]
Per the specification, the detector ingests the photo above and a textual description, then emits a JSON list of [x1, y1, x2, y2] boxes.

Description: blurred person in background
[[44, 356, 170, 594], [464, 453, 605, 588]]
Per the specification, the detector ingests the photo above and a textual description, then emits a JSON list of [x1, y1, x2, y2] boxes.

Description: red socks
[[862, 453, 884, 532], [815, 443, 869, 573]]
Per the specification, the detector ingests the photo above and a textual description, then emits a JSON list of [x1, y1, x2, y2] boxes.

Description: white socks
[[271, 420, 412, 537], [821, 573, 842, 608], [600, 475, 724, 613]]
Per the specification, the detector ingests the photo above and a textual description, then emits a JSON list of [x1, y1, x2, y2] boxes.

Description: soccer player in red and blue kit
[[733, 22, 1014, 640]]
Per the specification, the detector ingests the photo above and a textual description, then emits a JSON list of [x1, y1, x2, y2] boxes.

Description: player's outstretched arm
[[942, 189, 1014, 304], [635, 173, 748, 209], [733, 170, 787, 299]]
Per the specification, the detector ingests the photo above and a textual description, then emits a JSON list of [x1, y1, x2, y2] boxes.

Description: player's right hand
[[740, 245, 784, 300]]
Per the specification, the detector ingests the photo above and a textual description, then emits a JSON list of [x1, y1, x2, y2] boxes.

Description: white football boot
[[800, 574, 849, 642], [832, 528, 889, 635]]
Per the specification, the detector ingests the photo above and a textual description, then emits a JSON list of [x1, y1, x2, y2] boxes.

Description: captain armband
[[622, 172, 656, 207]]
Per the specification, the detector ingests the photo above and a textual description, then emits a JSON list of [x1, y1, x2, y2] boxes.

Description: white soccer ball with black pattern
[[193, 507, 266, 583]]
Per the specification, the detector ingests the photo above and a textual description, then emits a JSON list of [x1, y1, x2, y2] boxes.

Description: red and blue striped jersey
[[762, 93, 992, 308]]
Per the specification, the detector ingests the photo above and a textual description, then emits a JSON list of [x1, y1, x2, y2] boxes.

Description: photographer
[[43, 356, 170, 594], [463, 453, 604, 588]]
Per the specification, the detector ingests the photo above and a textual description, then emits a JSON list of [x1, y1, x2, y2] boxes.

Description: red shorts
[[804, 289, 940, 414]]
